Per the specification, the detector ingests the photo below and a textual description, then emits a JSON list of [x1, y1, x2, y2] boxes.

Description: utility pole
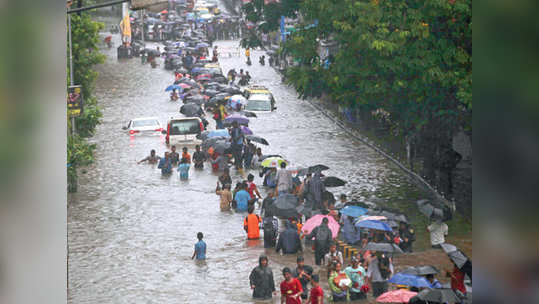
[[68, 13, 76, 135], [141, 9, 145, 44]]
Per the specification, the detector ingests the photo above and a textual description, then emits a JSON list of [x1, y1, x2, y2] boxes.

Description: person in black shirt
[[192, 145, 206, 169]]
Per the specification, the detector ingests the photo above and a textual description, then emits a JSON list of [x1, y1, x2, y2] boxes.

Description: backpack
[[315, 226, 330, 243], [378, 256, 391, 280], [263, 217, 276, 238]]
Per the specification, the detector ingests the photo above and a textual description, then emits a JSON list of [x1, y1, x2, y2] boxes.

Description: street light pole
[[68, 13, 76, 135]]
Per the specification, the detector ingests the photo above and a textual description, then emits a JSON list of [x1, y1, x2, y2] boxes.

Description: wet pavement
[[67, 32, 426, 303]]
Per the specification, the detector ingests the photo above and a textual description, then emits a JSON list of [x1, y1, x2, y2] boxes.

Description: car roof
[[248, 94, 272, 101], [168, 117, 201, 122], [132, 117, 160, 121]]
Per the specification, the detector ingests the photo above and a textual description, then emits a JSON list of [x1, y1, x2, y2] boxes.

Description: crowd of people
[[132, 2, 471, 303]]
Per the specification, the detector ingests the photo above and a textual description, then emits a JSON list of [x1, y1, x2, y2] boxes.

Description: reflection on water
[[68, 36, 424, 303]]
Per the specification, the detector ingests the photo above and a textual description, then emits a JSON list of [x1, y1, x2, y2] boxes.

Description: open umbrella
[[224, 114, 249, 125], [388, 273, 432, 288], [196, 42, 210, 48], [165, 84, 184, 92], [228, 94, 247, 108], [440, 243, 469, 268], [207, 129, 230, 138], [180, 103, 203, 117], [239, 110, 257, 118], [363, 242, 404, 253], [339, 206, 367, 218], [261, 156, 287, 168], [204, 89, 219, 97], [376, 289, 417, 303], [323, 176, 346, 187], [196, 73, 212, 80], [302, 214, 340, 239], [309, 164, 330, 173], [417, 199, 444, 219], [414, 288, 460, 304], [177, 83, 192, 89], [356, 220, 392, 232], [246, 135, 269, 145], [260, 154, 284, 161], [212, 140, 231, 154], [270, 193, 299, 218], [160, 9, 168, 14], [241, 126, 253, 135], [402, 265, 440, 276], [357, 215, 387, 222], [184, 95, 206, 105]]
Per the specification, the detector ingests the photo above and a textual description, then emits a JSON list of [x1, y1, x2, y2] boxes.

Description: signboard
[[67, 85, 83, 117]]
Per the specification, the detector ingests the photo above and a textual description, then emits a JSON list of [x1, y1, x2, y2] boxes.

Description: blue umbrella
[[207, 129, 230, 138], [196, 42, 209, 48], [165, 84, 183, 92], [388, 273, 432, 288], [340, 206, 367, 217], [191, 67, 203, 73], [355, 220, 392, 232]]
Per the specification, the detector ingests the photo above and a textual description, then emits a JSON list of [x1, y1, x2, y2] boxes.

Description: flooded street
[[67, 35, 425, 303]]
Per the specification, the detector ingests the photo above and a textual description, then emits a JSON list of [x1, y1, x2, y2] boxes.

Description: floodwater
[[67, 33, 425, 303]]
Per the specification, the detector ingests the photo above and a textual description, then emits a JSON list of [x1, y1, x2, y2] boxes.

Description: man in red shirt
[[280, 267, 303, 304], [447, 262, 466, 295], [246, 174, 262, 204], [308, 274, 324, 304]]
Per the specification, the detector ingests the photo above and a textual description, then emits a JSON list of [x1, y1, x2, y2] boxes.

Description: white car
[[162, 117, 205, 146], [244, 93, 276, 112], [123, 117, 163, 135]]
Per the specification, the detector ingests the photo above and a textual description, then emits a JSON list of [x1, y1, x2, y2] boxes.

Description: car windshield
[[132, 119, 159, 127], [170, 119, 200, 135], [245, 98, 272, 111]]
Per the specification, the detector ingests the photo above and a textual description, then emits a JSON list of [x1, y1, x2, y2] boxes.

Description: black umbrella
[[309, 164, 330, 173], [270, 194, 300, 218], [222, 86, 242, 95], [212, 140, 231, 154], [415, 288, 461, 304], [363, 242, 404, 254], [204, 89, 219, 97], [180, 103, 203, 117], [440, 243, 469, 268], [323, 176, 347, 187], [239, 110, 257, 118], [213, 75, 228, 84], [417, 199, 444, 219], [246, 135, 269, 145], [184, 96, 206, 105], [402, 265, 440, 276]]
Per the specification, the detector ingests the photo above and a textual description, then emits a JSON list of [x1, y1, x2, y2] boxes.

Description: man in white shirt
[[275, 161, 292, 196], [427, 219, 448, 248]]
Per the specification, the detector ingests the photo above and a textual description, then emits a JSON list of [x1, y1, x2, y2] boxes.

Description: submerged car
[[245, 93, 276, 112], [162, 117, 205, 146], [123, 117, 162, 135]]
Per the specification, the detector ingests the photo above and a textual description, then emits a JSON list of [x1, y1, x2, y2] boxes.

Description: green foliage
[[243, 0, 472, 144], [67, 12, 105, 192]]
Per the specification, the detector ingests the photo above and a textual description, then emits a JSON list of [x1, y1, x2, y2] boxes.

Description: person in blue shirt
[[234, 182, 252, 212], [157, 152, 172, 175], [426, 274, 443, 288], [178, 157, 190, 180], [192, 232, 206, 260]]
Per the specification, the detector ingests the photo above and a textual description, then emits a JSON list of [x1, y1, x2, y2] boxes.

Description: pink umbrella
[[178, 83, 192, 89], [302, 215, 340, 239], [376, 289, 417, 303]]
